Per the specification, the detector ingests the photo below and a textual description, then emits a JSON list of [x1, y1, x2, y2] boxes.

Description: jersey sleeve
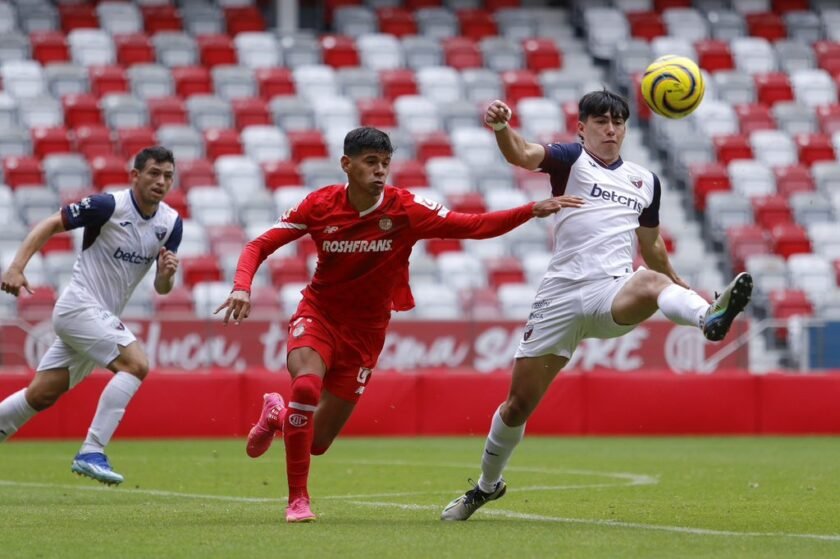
[[405, 191, 535, 240], [60, 193, 115, 230], [639, 173, 661, 228], [164, 216, 183, 253], [537, 143, 583, 174], [232, 194, 312, 293]]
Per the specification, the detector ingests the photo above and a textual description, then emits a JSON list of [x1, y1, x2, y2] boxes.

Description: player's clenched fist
[[531, 195, 585, 218], [157, 248, 178, 278], [0, 267, 33, 297], [485, 100, 513, 127]]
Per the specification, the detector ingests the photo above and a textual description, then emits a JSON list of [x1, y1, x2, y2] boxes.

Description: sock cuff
[[492, 405, 525, 443], [656, 283, 685, 306], [112, 371, 143, 393]]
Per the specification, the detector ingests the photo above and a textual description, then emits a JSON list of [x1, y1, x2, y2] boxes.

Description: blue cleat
[[702, 272, 753, 342], [71, 452, 124, 486]]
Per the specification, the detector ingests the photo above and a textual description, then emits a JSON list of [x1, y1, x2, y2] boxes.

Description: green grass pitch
[[2, 437, 839, 558]]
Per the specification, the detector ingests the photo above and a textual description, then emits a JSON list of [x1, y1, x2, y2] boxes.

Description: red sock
[[284, 374, 322, 502]]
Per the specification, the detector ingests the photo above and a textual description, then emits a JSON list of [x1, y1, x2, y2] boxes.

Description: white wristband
[[489, 121, 508, 132]]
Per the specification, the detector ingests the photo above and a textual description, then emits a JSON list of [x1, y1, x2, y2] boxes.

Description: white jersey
[[538, 143, 661, 281], [57, 189, 183, 315]]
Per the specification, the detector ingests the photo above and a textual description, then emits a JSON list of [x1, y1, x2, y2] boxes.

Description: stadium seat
[[417, 66, 463, 104], [745, 253, 788, 297], [59, 4, 98, 33], [128, 64, 174, 100], [241, 125, 289, 163], [262, 160, 303, 189], [426, 156, 472, 195], [754, 72, 794, 106], [790, 191, 833, 226], [791, 69, 837, 108], [31, 126, 70, 159], [336, 67, 380, 100], [43, 153, 91, 194], [286, 130, 328, 163], [808, 222, 840, 261], [749, 129, 798, 167], [114, 33, 155, 66], [268, 255, 310, 286], [695, 39, 734, 73], [235, 32, 281, 69], [72, 125, 114, 159], [627, 11, 666, 41], [17, 286, 57, 322], [447, 191, 487, 213], [270, 95, 316, 132], [816, 104, 840, 135], [751, 194, 793, 230], [204, 129, 242, 161], [663, 8, 709, 41], [320, 35, 360, 68], [811, 161, 840, 196], [415, 131, 453, 163], [157, 125, 205, 162], [188, 186, 236, 226], [726, 225, 772, 273], [378, 8, 417, 38], [255, 67, 295, 100], [774, 164, 815, 196], [773, 102, 818, 135], [795, 133, 836, 166], [193, 281, 234, 318], [443, 37, 483, 70], [172, 66, 213, 98], [153, 32, 198, 68], [437, 251, 487, 291], [416, 7, 459, 39], [745, 12, 787, 42], [0, 32, 30, 62], [694, 101, 740, 138], [771, 222, 811, 258], [223, 6, 266, 35], [461, 68, 502, 104], [357, 98, 396, 128], [2, 156, 43, 188], [379, 69, 417, 101], [153, 285, 195, 317], [690, 162, 732, 210], [389, 159, 428, 187], [212, 65, 256, 100], [735, 103, 775, 133], [485, 256, 526, 288], [229, 97, 271, 131], [814, 40, 840, 75], [148, 96, 187, 128], [0, 127, 31, 159], [101, 94, 148, 129], [68, 30, 115, 68], [401, 35, 443, 70], [729, 159, 777, 198], [480, 37, 524, 73], [30, 31, 69, 65], [90, 155, 128, 189], [278, 33, 323, 69], [177, 159, 217, 192], [97, 2, 142, 36], [774, 39, 815, 74], [142, 6, 183, 34], [706, 192, 754, 243], [522, 38, 562, 72], [44, 63, 89, 98], [501, 70, 541, 106], [713, 135, 754, 165], [358, 34, 403, 71], [437, 99, 480, 133], [89, 65, 129, 97], [181, 255, 223, 287], [394, 95, 440, 134], [768, 289, 813, 322], [187, 95, 233, 131], [197, 35, 238, 68], [497, 282, 536, 319]]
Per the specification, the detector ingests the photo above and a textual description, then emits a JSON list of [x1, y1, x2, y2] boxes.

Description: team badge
[[154, 225, 167, 241], [629, 175, 643, 189], [288, 413, 308, 427], [292, 324, 305, 338], [523, 325, 534, 341], [378, 217, 393, 231]]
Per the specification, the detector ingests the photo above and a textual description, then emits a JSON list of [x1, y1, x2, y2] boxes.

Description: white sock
[[79, 372, 142, 455], [0, 389, 37, 442], [477, 405, 525, 493], [657, 284, 710, 328]]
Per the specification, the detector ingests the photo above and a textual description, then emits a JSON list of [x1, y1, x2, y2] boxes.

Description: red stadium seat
[[358, 98, 397, 128], [406, 0, 442, 7], [148, 96, 188, 127], [262, 160, 302, 189], [443, 38, 482, 70], [726, 225, 771, 272], [772, 0, 809, 12], [751, 195, 793, 231], [59, 5, 98, 33], [389, 160, 427, 188], [771, 223, 811, 258], [91, 155, 128, 189], [40, 232, 74, 255], [320, 35, 360, 68], [745, 13, 787, 42], [460, 287, 500, 319], [627, 12, 666, 42], [816, 104, 840, 134], [768, 289, 813, 320], [713, 134, 754, 165], [53, 100, 90, 135], [31, 127, 71, 159], [256, 68, 295, 100], [268, 256, 310, 285], [689, 162, 731, 210], [774, 164, 815, 196], [30, 31, 69, 65], [378, 8, 417, 37], [561, 100, 579, 133], [486, 257, 526, 288], [814, 41, 840, 75], [89, 65, 129, 97], [457, 10, 498, 41], [415, 131, 453, 163], [2, 156, 44, 188], [114, 33, 155, 66], [795, 133, 836, 166], [231, 97, 271, 130], [287, 130, 328, 163], [447, 192, 487, 214], [654, 0, 692, 9], [18, 287, 57, 322], [207, 224, 246, 255], [486, 0, 520, 9], [73, 125, 114, 159], [379, 69, 417, 101], [694, 40, 734, 73], [172, 67, 213, 98], [197, 35, 237, 68], [734, 103, 776, 133], [224, 6, 266, 35], [754, 73, 794, 106], [425, 238, 462, 256], [522, 39, 562, 72], [117, 127, 158, 160], [163, 188, 189, 217], [154, 286, 194, 316], [502, 70, 541, 106], [141, 6, 183, 34], [325, 0, 362, 22], [249, 286, 283, 317], [178, 159, 217, 191], [204, 129, 243, 161], [181, 255, 223, 287]]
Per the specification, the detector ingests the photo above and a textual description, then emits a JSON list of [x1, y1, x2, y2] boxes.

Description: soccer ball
[[640, 55, 705, 119]]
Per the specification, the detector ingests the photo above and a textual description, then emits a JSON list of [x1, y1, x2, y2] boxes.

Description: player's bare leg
[[73, 342, 148, 486], [0, 368, 69, 442], [284, 347, 326, 522], [311, 390, 355, 456], [442, 353, 568, 521]]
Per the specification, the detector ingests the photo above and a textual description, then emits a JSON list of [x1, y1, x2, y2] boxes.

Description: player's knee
[[123, 358, 149, 380], [26, 385, 64, 411], [639, 270, 672, 300], [502, 397, 532, 427]]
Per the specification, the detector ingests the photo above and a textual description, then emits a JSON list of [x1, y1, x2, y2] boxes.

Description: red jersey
[[234, 184, 536, 328]]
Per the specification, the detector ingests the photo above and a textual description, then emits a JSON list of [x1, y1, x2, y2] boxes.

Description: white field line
[[347, 500, 840, 543]]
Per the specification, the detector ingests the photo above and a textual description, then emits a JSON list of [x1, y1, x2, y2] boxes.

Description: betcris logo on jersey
[[113, 247, 156, 265], [589, 183, 643, 213]]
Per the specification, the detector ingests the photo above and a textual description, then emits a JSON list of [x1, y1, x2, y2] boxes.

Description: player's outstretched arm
[[636, 226, 690, 289], [0, 212, 65, 297], [485, 100, 546, 171], [532, 195, 585, 217]]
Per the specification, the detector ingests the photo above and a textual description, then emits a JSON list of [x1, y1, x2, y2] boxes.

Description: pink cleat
[[246, 392, 285, 458], [286, 497, 317, 523]]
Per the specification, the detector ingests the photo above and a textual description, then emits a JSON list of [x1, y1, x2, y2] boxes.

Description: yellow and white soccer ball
[[640, 55, 705, 119]]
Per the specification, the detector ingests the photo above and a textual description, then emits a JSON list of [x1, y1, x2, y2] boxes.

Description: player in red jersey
[[214, 127, 584, 523]]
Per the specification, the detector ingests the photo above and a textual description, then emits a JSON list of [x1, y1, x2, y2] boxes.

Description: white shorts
[[37, 303, 136, 388], [514, 271, 641, 360]]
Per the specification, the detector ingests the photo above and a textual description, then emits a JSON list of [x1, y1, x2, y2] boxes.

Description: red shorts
[[286, 300, 387, 403]]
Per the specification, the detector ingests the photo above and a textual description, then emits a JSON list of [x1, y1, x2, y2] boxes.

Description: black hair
[[578, 89, 630, 122], [133, 146, 175, 171], [343, 127, 394, 157]]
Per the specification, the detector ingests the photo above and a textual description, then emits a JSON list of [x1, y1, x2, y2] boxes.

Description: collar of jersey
[[583, 147, 623, 170], [344, 183, 384, 217], [129, 190, 156, 220]]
